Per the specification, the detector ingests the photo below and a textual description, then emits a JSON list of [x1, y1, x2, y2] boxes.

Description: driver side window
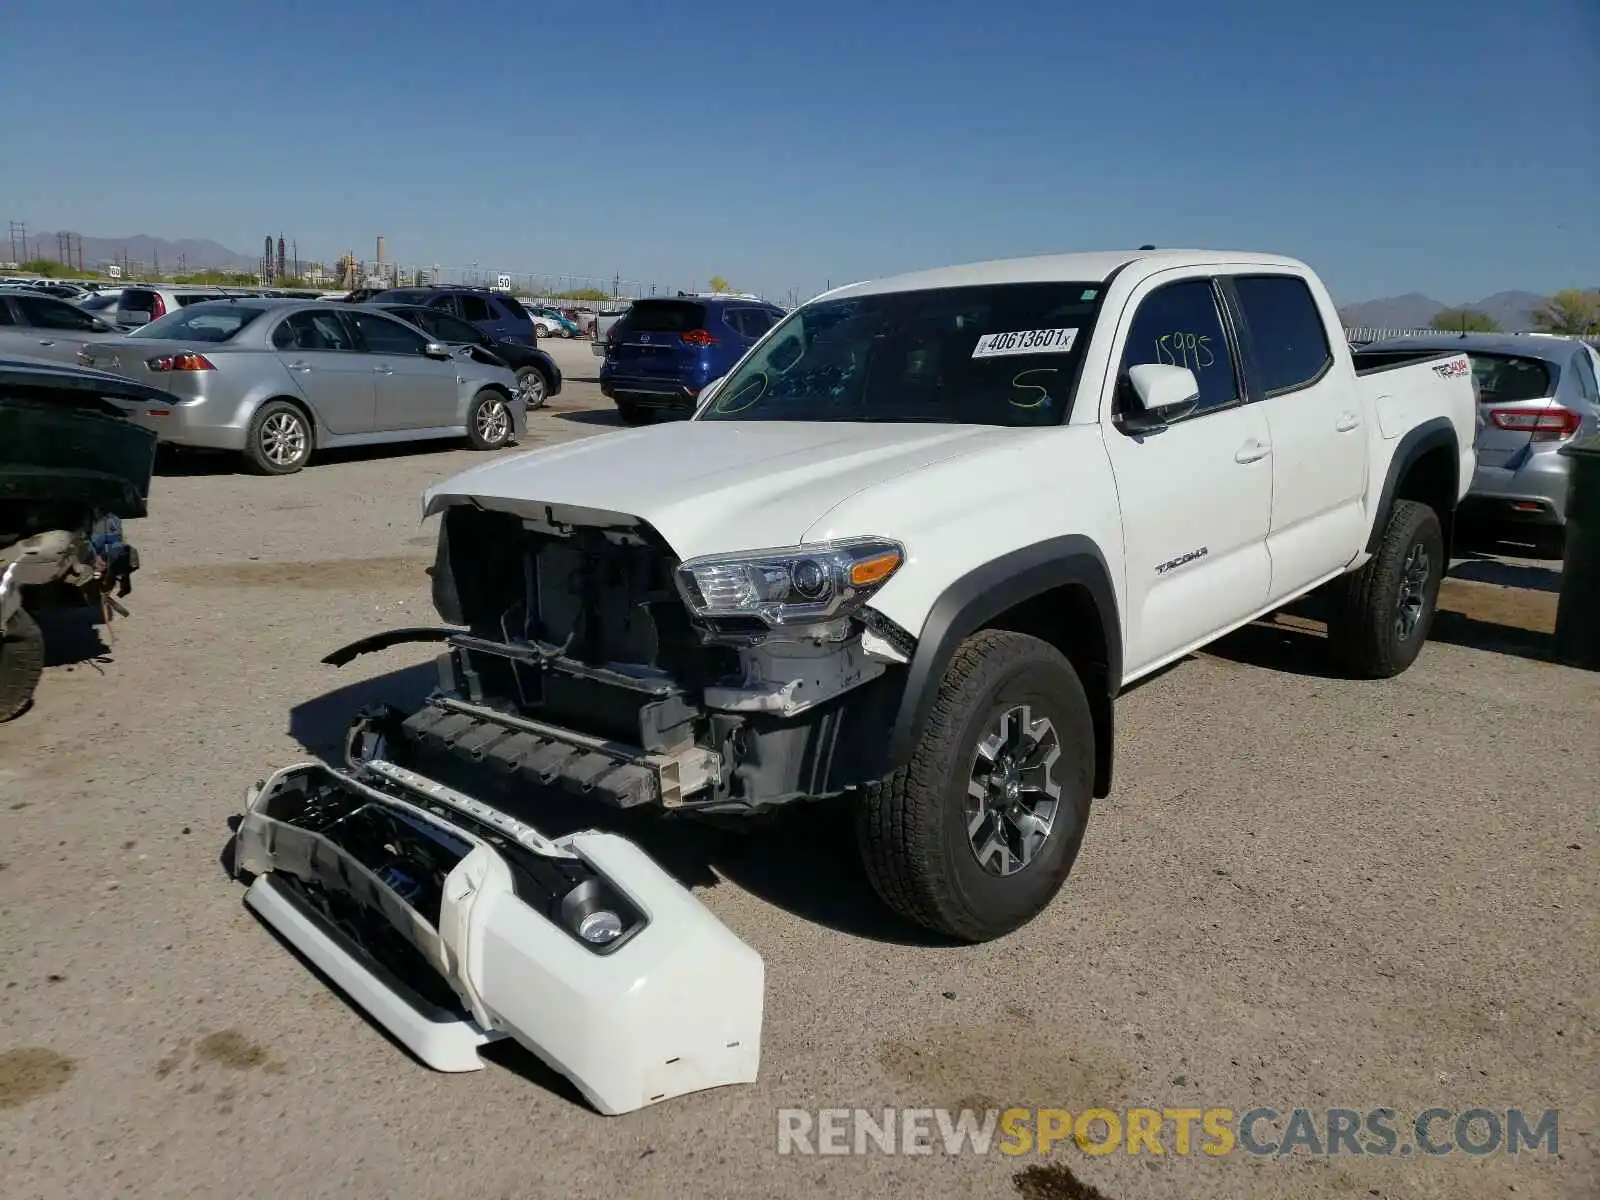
[[1119, 280, 1238, 415]]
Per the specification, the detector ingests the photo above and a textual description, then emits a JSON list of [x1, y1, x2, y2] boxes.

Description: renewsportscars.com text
[[776, 1106, 1560, 1158]]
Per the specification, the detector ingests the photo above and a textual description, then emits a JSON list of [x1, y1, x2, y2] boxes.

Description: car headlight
[[675, 537, 904, 627]]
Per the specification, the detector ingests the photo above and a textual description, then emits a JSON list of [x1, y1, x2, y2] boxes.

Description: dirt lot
[[2, 339, 1596, 1199]]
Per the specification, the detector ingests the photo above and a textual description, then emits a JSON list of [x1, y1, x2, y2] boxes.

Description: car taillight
[[680, 329, 718, 347], [149, 295, 166, 320], [146, 352, 215, 372], [1487, 406, 1581, 440]]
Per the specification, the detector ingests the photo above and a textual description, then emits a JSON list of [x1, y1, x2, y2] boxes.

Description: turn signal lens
[[849, 551, 902, 587]]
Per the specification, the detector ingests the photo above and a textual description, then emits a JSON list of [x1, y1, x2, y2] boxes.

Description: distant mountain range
[[19, 232, 280, 273], [1337, 289, 1597, 332]]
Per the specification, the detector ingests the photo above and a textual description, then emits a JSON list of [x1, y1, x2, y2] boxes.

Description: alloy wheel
[[1395, 542, 1430, 642], [964, 704, 1063, 876], [475, 397, 510, 444], [261, 412, 307, 467]]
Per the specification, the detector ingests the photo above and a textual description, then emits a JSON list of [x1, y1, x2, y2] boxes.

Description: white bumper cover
[[234, 760, 764, 1115]]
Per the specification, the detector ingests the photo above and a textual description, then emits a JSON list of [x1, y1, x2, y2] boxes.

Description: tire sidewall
[[248, 402, 310, 474], [515, 366, 547, 409], [935, 655, 1094, 936], [1382, 507, 1444, 671], [468, 390, 513, 449]]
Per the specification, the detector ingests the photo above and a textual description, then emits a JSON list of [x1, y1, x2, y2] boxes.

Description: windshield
[[127, 304, 267, 342], [698, 282, 1104, 426]]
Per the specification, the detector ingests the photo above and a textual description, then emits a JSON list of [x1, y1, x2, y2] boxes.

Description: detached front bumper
[[234, 758, 764, 1114]]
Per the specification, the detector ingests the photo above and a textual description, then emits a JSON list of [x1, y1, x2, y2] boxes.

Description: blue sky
[[1, 0, 1595, 304]]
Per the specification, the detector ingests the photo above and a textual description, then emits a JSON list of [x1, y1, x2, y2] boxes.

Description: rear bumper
[[1468, 452, 1571, 526], [234, 759, 764, 1113]]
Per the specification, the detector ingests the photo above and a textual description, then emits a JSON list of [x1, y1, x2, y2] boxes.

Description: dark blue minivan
[[599, 294, 785, 423]]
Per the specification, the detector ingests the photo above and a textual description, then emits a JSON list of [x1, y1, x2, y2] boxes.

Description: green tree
[[551, 287, 610, 302], [707, 275, 732, 293], [1532, 289, 1600, 336], [1430, 308, 1500, 333]]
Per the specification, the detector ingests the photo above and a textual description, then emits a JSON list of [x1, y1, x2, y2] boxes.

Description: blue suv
[[369, 286, 539, 347], [599, 294, 785, 423]]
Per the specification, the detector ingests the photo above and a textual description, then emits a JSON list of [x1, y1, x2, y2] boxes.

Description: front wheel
[[515, 366, 548, 410], [856, 630, 1095, 942], [467, 389, 514, 450], [1327, 499, 1444, 678]]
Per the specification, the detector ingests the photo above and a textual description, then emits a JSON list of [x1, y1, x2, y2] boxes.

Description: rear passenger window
[[274, 310, 356, 352], [1120, 279, 1238, 413], [1232, 275, 1333, 395], [458, 295, 492, 322]]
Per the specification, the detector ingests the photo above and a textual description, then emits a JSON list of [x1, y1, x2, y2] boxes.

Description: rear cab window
[[1229, 274, 1333, 395], [128, 304, 267, 342]]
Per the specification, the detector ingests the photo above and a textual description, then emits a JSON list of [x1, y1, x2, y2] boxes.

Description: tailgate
[[234, 759, 763, 1114]]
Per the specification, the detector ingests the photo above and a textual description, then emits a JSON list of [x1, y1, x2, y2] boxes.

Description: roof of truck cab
[[825, 250, 1311, 299]]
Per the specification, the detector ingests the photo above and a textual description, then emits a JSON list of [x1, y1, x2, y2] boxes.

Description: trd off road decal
[[1431, 359, 1470, 378]]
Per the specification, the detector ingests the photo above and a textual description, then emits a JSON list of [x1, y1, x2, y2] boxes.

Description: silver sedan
[[78, 299, 523, 474]]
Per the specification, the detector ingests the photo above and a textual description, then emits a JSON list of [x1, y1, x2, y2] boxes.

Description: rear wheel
[[0, 608, 45, 722], [467, 389, 514, 450], [244, 400, 312, 475], [856, 630, 1095, 943], [1327, 499, 1444, 678]]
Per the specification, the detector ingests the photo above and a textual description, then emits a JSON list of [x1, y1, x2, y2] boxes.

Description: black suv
[[369, 287, 539, 347], [376, 303, 562, 409]]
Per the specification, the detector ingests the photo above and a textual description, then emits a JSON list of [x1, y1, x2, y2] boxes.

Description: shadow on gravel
[[154, 438, 478, 477], [33, 606, 112, 669], [1448, 554, 1561, 593], [553, 409, 626, 427], [279, 661, 954, 947]]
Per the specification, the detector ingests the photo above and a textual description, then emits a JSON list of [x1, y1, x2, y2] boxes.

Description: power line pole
[[7, 221, 22, 263]]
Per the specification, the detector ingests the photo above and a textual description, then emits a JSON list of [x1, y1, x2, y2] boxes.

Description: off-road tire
[[1327, 499, 1444, 679], [0, 608, 46, 721], [244, 400, 312, 475], [856, 629, 1095, 943], [616, 401, 651, 426], [467, 389, 514, 450]]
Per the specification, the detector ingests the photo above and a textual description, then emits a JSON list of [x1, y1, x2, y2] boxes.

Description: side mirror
[[697, 375, 726, 406], [422, 341, 453, 360], [1117, 364, 1202, 434]]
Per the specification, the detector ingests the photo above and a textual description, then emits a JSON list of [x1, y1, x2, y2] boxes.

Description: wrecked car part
[[675, 537, 905, 628], [321, 626, 463, 667], [235, 759, 765, 1113], [337, 504, 921, 813]]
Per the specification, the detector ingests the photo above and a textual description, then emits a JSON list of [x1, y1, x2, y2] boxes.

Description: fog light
[[578, 910, 624, 945]]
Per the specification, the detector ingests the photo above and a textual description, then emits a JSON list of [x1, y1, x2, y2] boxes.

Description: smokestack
[[376, 236, 385, 267]]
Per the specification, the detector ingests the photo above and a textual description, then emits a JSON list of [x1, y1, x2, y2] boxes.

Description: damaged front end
[[328, 500, 916, 816], [234, 757, 764, 1114]]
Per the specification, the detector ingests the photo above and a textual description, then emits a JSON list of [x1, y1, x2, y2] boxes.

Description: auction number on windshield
[[972, 327, 1079, 359]]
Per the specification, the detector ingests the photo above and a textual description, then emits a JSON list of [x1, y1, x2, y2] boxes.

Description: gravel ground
[[2, 337, 1596, 1199]]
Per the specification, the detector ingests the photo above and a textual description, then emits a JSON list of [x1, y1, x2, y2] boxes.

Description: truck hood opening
[[422, 420, 1021, 556]]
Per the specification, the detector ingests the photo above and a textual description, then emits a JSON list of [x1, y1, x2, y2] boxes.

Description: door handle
[[38, 339, 54, 347], [288, 361, 312, 372], [372, 365, 393, 375], [1335, 412, 1360, 432], [1235, 439, 1271, 464]]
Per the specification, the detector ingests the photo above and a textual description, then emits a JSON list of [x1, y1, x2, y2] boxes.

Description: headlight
[[675, 537, 904, 627]]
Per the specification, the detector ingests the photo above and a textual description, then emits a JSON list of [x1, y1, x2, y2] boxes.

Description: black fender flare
[[1366, 416, 1459, 553], [886, 535, 1122, 798]]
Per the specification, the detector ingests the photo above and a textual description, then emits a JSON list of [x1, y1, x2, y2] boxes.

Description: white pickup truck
[[235, 250, 1475, 1101]]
